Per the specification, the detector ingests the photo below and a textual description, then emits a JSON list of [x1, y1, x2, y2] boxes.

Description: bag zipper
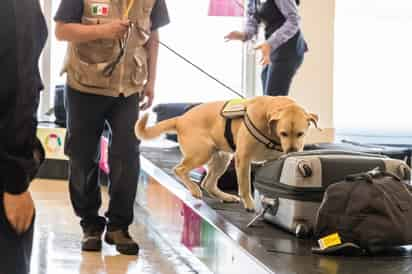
[[256, 178, 325, 192], [254, 181, 324, 202]]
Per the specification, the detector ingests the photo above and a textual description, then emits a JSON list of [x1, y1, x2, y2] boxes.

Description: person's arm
[[244, 0, 259, 41], [55, 21, 130, 42], [146, 31, 160, 84], [55, 22, 104, 42], [0, 0, 46, 235], [140, 30, 158, 110], [140, 0, 170, 110], [53, 0, 128, 42], [224, 1, 257, 43], [266, 0, 300, 52], [0, 0, 32, 196]]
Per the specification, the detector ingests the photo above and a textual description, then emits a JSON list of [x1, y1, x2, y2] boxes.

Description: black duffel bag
[[313, 168, 412, 255]]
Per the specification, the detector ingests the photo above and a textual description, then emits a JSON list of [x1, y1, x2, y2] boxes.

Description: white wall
[[290, 0, 336, 133], [334, 0, 412, 134]]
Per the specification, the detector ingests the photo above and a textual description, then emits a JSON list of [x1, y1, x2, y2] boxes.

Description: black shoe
[[104, 230, 139, 255], [82, 230, 103, 252]]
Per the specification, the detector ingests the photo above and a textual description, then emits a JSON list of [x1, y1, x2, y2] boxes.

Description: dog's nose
[[286, 147, 298, 153]]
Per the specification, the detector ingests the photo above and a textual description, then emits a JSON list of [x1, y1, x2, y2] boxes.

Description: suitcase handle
[[341, 139, 387, 149], [345, 167, 402, 183], [282, 149, 388, 159], [298, 161, 313, 177]]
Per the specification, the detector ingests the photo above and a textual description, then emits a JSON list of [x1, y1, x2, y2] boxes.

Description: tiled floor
[[29, 179, 205, 274]]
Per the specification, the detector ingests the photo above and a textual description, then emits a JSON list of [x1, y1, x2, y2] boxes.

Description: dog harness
[[221, 99, 282, 151]]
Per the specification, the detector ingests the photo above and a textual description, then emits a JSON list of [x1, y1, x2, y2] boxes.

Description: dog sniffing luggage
[[137, 96, 319, 211], [252, 150, 411, 238]]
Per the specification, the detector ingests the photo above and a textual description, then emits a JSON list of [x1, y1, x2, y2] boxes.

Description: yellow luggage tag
[[318, 233, 342, 250]]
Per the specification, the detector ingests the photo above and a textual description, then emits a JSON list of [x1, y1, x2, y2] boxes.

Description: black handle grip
[[345, 167, 401, 183]]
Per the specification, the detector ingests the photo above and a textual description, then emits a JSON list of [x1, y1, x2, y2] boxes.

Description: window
[[334, 0, 412, 144], [38, 0, 65, 120]]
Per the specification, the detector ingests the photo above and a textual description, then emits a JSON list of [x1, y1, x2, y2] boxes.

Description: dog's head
[[267, 105, 319, 153]]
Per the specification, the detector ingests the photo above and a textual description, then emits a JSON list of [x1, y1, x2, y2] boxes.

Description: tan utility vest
[[62, 0, 155, 97]]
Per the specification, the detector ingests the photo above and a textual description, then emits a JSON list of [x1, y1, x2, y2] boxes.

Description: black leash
[[156, 39, 245, 99], [133, 24, 246, 99]]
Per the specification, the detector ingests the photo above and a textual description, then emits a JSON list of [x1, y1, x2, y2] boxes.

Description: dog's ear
[[268, 111, 282, 122], [267, 111, 282, 135], [307, 113, 319, 128]]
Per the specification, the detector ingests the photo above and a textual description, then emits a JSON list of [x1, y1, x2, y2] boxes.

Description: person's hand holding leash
[[3, 191, 35, 234], [98, 19, 130, 40], [255, 42, 271, 65], [139, 81, 154, 111]]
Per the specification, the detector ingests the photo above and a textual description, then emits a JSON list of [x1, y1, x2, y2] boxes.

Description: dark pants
[[64, 85, 140, 232], [0, 192, 34, 274], [261, 54, 304, 96]]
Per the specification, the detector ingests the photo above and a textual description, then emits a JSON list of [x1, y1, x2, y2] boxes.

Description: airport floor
[[28, 179, 205, 274]]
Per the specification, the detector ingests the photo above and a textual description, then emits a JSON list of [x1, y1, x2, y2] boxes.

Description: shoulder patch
[[91, 3, 110, 16]]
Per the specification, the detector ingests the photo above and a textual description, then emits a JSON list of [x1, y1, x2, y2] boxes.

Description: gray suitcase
[[253, 150, 411, 238]]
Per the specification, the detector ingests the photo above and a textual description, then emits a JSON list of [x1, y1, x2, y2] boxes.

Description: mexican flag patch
[[91, 3, 109, 16]]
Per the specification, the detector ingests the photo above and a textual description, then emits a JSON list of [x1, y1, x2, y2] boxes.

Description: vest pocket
[[71, 16, 119, 88], [131, 50, 148, 87], [134, 17, 150, 41], [71, 58, 112, 89]]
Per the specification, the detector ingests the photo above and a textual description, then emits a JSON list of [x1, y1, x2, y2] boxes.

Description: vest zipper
[[118, 0, 127, 96], [118, 56, 125, 95]]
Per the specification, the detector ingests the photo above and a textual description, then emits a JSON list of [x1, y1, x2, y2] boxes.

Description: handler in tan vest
[[54, 0, 169, 255]]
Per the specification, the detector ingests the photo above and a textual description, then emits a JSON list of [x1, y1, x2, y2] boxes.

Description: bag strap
[[345, 167, 401, 183], [281, 149, 388, 159]]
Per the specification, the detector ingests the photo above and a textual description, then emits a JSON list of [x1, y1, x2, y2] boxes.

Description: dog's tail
[[135, 113, 177, 140]]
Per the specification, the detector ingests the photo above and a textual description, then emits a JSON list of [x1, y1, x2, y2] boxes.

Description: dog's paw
[[189, 186, 203, 199], [221, 194, 241, 203], [202, 187, 240, 203], [241, 196, 256, 212]]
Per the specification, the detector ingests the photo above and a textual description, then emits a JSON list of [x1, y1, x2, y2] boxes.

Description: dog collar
[[243, 111, 282, 151]]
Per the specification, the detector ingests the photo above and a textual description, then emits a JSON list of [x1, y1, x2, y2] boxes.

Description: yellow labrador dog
[[135, 96, 318, 211]]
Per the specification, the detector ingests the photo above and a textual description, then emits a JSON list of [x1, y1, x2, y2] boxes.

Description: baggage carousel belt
[[141, 146, 412, 274]]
